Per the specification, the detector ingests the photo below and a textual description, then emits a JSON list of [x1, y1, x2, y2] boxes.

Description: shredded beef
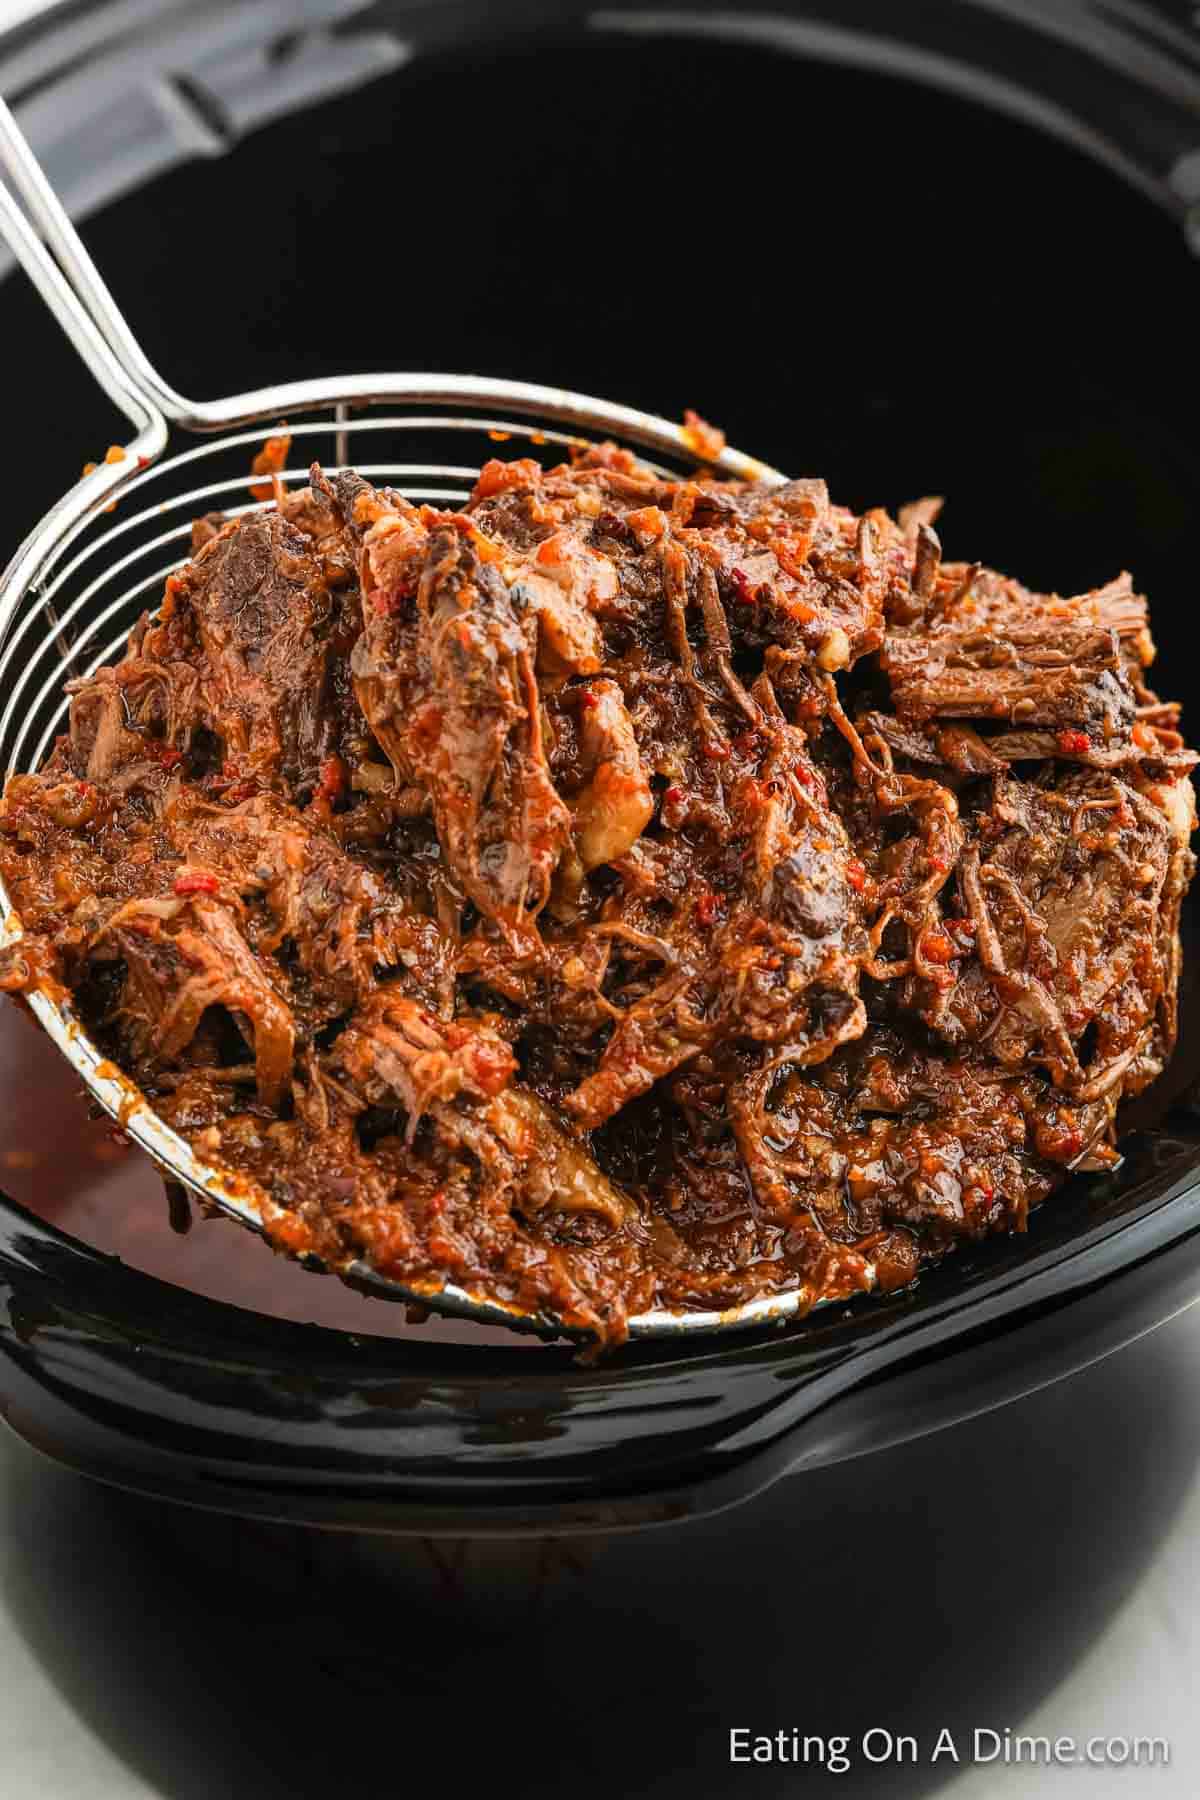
[[0, 440, 1194, 1345]]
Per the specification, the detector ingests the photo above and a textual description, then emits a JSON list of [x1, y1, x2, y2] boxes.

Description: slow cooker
[[1, 0, 1199, 1535]]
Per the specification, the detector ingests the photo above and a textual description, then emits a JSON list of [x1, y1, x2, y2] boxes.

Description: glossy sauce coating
[[0, 447, 1194, 1345]]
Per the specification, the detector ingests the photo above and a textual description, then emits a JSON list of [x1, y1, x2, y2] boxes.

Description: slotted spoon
[[0, 97, 864, 1341]]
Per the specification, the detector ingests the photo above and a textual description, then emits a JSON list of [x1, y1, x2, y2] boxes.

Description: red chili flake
[[75, 780, 93, 797], [733, 731, 758, 755], [578, 688, 600, 711], [929, 854, 949, 874], [922, 931, 958, 965], [846, 859, 867, 893], [948, 917, 976, 938], [729, 567, 760, 605], [976, 1179, 995, 1200], [173, 871, 219, 897], [215, 760, 256, 803], [696, 891, 722, 926], [663, 785, 684, 806], [156, 747, 185, 770], [315, 755, 346, 806], [703, 739, 731, 761], [794, 765, 815, 787], [1056, 729, 1090, 755], [374, 576, 416, 616]]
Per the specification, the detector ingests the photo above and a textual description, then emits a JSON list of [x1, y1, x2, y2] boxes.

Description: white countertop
[[1, 1298, 1198, 1798]]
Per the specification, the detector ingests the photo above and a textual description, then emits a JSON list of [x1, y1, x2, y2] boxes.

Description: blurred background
[[1, 1, 1199, 1792]]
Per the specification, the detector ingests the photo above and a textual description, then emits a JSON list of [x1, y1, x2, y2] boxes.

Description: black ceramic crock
[[1, 0, 1200, 1534]]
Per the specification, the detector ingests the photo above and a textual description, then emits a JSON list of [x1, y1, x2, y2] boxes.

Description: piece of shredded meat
[[0, 438, 1194, 1347]]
